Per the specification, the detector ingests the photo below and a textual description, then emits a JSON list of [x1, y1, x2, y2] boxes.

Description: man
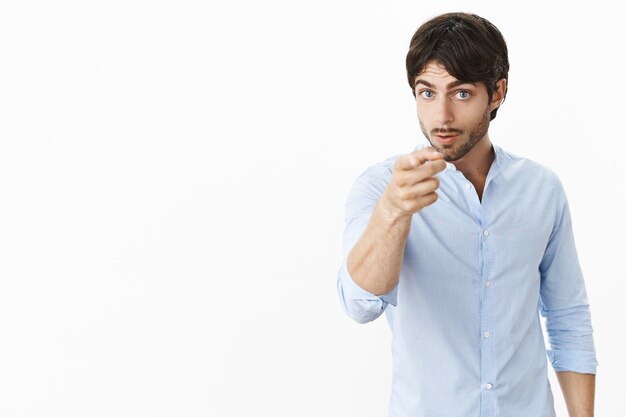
[[336, 12, 598, 417]]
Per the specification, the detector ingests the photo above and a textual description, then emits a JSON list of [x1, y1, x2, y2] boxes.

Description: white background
[[0, 1, 623, 416]]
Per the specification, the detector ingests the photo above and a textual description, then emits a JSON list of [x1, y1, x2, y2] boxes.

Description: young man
[[336, 12, 598, 417]]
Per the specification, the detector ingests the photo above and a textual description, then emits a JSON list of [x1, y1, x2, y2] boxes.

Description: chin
[[442, 153, 460, 162], [434, 144, 455, 158]]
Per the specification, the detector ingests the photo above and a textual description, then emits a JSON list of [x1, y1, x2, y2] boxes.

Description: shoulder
[[495, 145, 565, 197], [354, 153, 400, 183], [345, 153, 403, 204]]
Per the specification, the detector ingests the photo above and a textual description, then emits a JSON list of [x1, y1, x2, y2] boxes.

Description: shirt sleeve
[[538, 180, 598, 374], [336, 163, 399, 324]]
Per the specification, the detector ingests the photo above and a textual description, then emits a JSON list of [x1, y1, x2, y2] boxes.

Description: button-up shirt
[[336, 140, 598, 417]]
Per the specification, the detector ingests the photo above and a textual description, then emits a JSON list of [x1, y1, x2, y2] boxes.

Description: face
[[414, 60, 501, 162]]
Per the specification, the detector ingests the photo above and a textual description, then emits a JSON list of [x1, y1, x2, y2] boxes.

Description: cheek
[[415, 104, 432, 123], [417, 117, 426, 131], [456, 104, 488, 123], [418, 117, 428, 132]]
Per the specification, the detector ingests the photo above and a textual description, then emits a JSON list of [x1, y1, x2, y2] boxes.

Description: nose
[[434, 97, 454, 126]]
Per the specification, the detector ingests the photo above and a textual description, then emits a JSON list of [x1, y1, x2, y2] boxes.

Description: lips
[[435, 134, 459, 144]]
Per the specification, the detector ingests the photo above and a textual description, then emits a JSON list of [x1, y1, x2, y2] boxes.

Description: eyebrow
[[414, 79, 477, 89]]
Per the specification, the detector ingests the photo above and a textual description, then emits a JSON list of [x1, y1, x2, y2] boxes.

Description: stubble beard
[[420, 108, 491, 162]]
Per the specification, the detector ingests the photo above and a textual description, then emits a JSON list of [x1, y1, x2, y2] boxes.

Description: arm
[[349, 147, 446, 295], [336, 147, 445, 323], [346, 196, 413, 296], [556, 371, 595, 417], [538, 177, 598, 413]]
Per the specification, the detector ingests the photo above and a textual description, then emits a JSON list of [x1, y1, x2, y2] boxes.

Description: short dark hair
[[406, 12, 509, 121]]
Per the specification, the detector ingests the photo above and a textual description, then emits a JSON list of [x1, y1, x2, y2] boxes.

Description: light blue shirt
[[336, 140, 598, 417]]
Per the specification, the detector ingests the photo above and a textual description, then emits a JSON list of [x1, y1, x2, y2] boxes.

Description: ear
[[490, 78, 507, 111]]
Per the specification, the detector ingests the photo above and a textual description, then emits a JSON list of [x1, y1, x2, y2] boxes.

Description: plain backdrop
[[0, 1, 624, 416]]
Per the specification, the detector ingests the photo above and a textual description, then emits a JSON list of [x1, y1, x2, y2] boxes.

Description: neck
[[453, 135, 495, 182]]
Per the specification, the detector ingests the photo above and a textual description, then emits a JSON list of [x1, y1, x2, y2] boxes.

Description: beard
[[420, 107, 491, 162]]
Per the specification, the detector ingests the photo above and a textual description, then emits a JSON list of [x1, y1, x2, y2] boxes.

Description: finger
[[408, 177, 441, 197], [411, 147, 444, 165], [398, 189, 439, 212], [398, 147, 442, 171], [397, 154, 418, 171], [419, 191, 439, 208], [400, 159, 446, 186], [419, 158, 447, 176]]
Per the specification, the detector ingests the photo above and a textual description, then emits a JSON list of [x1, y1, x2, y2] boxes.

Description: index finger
[[400, 147, 444, 170]]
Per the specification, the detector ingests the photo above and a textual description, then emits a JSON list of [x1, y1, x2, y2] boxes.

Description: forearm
[[556, 371, 595, 417], [347, 197, 412, 295]]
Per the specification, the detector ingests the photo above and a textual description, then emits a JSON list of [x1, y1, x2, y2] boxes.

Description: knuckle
[[404, 199, 417, 211], [397, 188, 408, 201], [420, 192, 437, 206]]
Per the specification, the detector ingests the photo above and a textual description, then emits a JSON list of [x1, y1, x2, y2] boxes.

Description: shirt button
[[484, 281, 490, 287], [484, 331, 490, 338], [465, 183, 471, 190], [485, 383, 493, 390], [483, 230, 490, 237]]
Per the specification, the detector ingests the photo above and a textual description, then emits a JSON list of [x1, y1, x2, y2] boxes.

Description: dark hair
[[406, 12, 509, 121]]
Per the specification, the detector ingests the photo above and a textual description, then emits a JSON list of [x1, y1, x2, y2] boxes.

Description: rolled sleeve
[[547, 349, 598, 374], [337, 258, 398, 324], [538, 183, 598, 374]]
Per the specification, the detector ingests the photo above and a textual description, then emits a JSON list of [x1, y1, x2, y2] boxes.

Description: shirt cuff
[[547, 349, 599, 374], [338, 259, 398, 306]]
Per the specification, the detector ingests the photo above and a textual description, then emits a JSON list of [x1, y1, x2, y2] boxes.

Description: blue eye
[[420, 90, 434, 99], [456, 90, 471, 99]]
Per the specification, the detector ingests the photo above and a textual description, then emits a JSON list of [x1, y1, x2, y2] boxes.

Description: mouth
[[434, 134, 459, 145]]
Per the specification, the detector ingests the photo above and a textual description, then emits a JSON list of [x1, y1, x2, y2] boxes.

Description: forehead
[[418, 60, 456, 81], [414, 60, 479, 90]]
